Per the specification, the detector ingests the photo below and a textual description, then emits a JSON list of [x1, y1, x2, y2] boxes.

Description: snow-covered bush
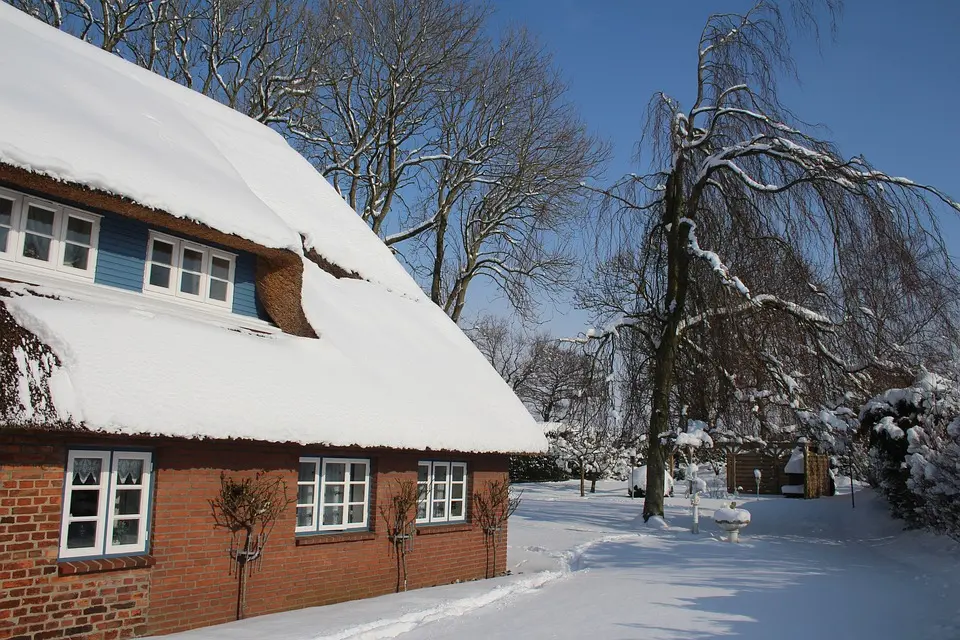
[[860, 371, 960, 537]]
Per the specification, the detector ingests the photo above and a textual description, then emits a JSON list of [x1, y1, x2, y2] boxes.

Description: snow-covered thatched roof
[[0, 4, 547, 454]]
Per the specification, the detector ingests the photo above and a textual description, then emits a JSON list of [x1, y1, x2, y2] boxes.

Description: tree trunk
[[579, 463, 585, 497], [643, 162, 690, 521], [431, 214, 448, 305], [590, 477, 597, 493]]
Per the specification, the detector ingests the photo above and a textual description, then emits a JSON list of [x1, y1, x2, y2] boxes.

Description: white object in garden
[[754, 468, 762, 499], [628, 466, 674, 498], [690, 491, 701, 534], [714, 502, 751, 543]]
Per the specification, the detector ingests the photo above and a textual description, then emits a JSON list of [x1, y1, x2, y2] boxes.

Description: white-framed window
[[0, 187, 100, 278], [296, 457, 370, 533], [417, 461, 467, 524], [144, 231, 235, 309], [59, 450, 153, 559]]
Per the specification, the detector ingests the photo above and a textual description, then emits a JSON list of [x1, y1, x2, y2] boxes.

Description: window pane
[[324, 484, 344, 505], [347, 505, 365, 524], [208, 279, 228, 302], [180, 272, 200, 295], [417, 502, 427, 519], [0, 227, 7, 253], [67, 521, 97, 549], [211, 256, 230, 280], [296, 506, 313, 528], [25, 206, 55, 235], [0, 198, 11, 226], [322, 505, 343, 526], [452, 484, 463, 500], [72, 458, 102, 485], [297, 484, 315, 505], [350, 463, 367, 481], [114, 490, 141, 515], [450, 501, 463, 517], [325, 463, 345, 483], [349, 484, 366, 503], [116, 459, 143, 485], [432, 502, 446, 519], [433, 466, 448, 482], [69, 490, 100, 517], [418, 465, 429, 482], [182, 248, 203, 273], [433, 484, 446, 501], [112, 519, 139, 545], [151, 240, 174, 265], [298, 462, 317, 483], [452, 466, 465, 482], [62, 244, 89, 270], [149, 264, 171, 288], [65, 216, 93, 245], [22, 234, 51, 261]]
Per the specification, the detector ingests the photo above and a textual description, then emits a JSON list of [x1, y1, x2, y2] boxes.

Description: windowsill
[[58, 554, 154, 576], [295, 530, 376, 546], [416, 523, 473, 535]]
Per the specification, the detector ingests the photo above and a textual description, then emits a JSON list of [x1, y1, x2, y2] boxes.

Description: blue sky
[[465, 0, 960, 336]]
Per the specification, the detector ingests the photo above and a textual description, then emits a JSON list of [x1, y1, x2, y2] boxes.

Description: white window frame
[[143, 231, 236, 309], [0, 187, 101, 279], [296, 457, 371, 533], [417, 461, 467, 525], [60, 450, 153, 559]]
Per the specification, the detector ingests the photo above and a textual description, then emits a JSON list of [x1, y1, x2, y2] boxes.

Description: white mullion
[[144, 232, 180, 295], [318, 460, 338, 531], [416, 462, 431, 524], [450, 463, 467, 521], [104, 451, 151, 555], [56, 209, 101, 278], [17, 200, 61, 269], [431, 462, 450, 524], [346, 459, 369, 528], [205, 250, 236, 307], [175, 242, 206, 301], [313, 460, 324, 530], [0, 189, 20, 258], [296, 457, 321, 533], [60, 450, 111, 559]]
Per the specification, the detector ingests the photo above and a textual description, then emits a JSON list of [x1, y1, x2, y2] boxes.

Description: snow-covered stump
[[714, 502, 751, 543]]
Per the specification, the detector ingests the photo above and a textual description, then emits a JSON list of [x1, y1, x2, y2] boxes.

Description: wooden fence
[[724, 442, 831, 499]]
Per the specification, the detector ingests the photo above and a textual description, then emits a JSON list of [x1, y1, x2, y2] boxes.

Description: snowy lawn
[[152, 480, 960, 640]]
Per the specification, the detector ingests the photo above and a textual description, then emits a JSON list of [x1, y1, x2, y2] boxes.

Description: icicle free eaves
[[0, 5, 547, 454]]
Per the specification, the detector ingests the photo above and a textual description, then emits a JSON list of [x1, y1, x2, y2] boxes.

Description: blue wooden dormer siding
[[93, 211, 268, 321]]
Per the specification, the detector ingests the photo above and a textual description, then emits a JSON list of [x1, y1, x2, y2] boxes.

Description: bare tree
[[468, 316, 595, 424], [11, 0, 332, 125], [14, 0, 605, 322], [584, 1, 960, 520]]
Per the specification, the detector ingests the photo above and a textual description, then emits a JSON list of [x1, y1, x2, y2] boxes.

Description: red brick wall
[[0, 437, 150, 640], [0, 432, 510, 639]]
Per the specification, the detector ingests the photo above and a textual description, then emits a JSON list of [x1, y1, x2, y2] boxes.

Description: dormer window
[[0, 188, 100, 278], [144, 231, 235, 309]]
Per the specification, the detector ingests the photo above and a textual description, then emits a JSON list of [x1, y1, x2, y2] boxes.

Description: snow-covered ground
[[153, 479, 960, 640]]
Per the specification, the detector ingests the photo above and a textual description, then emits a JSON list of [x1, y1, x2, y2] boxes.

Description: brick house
[[0, 6, 546, 640]]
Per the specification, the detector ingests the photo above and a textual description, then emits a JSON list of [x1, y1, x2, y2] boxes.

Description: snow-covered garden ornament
[[714, 502, 751, 543], [690, 491, 701, 534], [754, 468, 762, 499]]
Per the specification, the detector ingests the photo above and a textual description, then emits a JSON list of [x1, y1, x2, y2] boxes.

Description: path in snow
[[405, 483, 960, 640], [154, 480, 960, 640]]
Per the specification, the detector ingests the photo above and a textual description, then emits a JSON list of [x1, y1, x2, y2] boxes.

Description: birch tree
[[586, 1, 960, 520]]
